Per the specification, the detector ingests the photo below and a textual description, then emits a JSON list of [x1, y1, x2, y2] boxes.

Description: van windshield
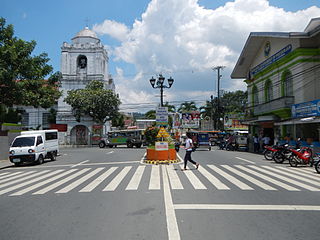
[[12, 137, 35, 147]]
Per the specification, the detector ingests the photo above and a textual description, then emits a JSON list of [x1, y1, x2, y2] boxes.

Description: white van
[[9, 130, 59, 166]]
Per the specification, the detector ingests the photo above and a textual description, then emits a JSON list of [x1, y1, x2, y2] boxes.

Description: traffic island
[[144, 127, 180, 164]]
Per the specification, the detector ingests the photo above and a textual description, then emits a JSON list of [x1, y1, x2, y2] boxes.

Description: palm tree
[[163, 102, 176, 113], [177, 101, 197, 113], [145, 110, 156, 119]]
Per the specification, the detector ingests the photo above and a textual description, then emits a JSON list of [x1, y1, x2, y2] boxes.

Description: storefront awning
[[275, 117, 320, 125]]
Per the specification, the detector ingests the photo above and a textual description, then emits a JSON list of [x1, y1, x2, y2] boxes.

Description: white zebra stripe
[[56, 168, 104, 193], [180, 165, 206, 189], [10, 169, 78, 196], [32, 168, 91, 195], [103, 166, 132, 191], [0, 171, 49, 189], [0, 170, 63, 195], [166, 165, 183, 189], [249, 165, 320, 191], [0, 171, 35, 184], [149, 165, 161, 190], [199, 165, 229, 190], [126, 166, 145, 190], [221, 165, 277, 190], [235, 165, 300, 191], [79, 167, 118, 192]]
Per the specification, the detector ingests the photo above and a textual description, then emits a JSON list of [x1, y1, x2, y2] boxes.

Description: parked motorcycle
[[288, 147, 314, 167], [263, 144, 285, 160], [272, 144, 292, 164], [313, 153, 320, 173]]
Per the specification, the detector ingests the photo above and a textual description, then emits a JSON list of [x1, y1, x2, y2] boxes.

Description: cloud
[[93, 20, 129, 41], [94, 0, 320, 112]]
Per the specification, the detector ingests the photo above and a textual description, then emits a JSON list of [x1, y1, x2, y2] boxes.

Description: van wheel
[[37, 155, 44, 165], [50, 153, 56, 161]]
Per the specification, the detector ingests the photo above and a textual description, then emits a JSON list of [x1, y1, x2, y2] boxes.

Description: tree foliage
[[0, 17, 61, 108], [64, 80, 121, 124], [220, 90, 247, 114]]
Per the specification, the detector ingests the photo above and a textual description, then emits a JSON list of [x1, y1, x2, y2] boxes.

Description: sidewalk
[[0, 159, 14, 170]]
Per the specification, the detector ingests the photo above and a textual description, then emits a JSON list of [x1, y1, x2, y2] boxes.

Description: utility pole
[[212, 66, 225, 130]]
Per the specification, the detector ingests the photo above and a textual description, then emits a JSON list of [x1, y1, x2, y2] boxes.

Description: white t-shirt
[[185, 138, 193, 151]]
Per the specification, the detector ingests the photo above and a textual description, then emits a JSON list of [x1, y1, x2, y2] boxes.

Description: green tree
[[221, 90, 247, 114], [0, 17, 61, 108], [111, 113, 125, 129], [177, 101, 197, 113], [64, 80, 121, 124], [145, 110, 156, 119]]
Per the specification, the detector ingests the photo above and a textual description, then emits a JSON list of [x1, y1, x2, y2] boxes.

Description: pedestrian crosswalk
[[0, 164, 319, 197]]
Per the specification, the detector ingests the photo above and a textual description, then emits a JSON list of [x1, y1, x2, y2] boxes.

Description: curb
[[144, 159, 181, 165]]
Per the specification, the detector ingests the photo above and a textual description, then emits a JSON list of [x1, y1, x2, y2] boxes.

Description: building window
[[281, 70, 293, 97], [77, 55, 87, 69], [252, 85, 259, 106], [265, 80, 273, 102]]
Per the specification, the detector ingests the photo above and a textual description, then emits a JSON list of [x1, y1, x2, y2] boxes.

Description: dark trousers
[[184, 151, 197, 168], [254, 143, 260, 153]]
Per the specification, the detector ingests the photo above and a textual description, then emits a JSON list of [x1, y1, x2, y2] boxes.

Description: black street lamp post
[[149, 74, 174, 107]]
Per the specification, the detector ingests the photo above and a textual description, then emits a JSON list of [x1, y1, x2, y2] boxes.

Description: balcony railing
[[253, 96, 294, 115]]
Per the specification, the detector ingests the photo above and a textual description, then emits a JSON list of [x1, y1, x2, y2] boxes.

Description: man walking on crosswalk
[[183, 132, 200, 171]]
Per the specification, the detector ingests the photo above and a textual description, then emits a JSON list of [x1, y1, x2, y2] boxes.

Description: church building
[[56, 27, 115, 145]]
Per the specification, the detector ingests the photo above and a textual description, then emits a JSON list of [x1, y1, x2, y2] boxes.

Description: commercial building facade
[[232, 18, 320, 145]]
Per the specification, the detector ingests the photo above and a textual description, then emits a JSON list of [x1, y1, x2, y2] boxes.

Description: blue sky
[[1, 0, 320, 112]]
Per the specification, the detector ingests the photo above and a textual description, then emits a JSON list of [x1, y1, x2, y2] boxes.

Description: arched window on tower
[[77, 55, 87, 69]]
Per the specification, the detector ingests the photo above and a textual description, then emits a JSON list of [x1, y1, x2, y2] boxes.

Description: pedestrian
[[253, 134, 260, 153], [262, 135, 271, 149], [183, 132, 199, 171]]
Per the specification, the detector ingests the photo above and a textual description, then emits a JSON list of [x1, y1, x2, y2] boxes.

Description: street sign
[[155, 141, 169, 151], [156, 107, 168, 126]]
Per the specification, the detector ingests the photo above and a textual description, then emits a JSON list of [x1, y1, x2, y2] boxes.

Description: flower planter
[[146, 148, 176, 161]]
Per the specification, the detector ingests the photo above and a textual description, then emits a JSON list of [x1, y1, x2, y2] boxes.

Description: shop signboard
[[291, 99, 320, 118], [250, 44, 292, 77], [156, 107, 168, 126]]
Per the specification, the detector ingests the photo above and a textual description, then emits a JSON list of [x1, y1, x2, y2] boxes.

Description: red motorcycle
[[288, 147, 314, 167]]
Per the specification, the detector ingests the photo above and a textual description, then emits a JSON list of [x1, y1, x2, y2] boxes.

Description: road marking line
[[174, 204, 320, 211], [208, 165, 253, 190], [180, 165, 206, 189], [106, 151, 114, 154], [0, 172, 11, 177], [82, 161, 140, 166], [235, 157, 255, 164], [33, 168, 91, 195], [56, 168, 105, 193], [236, 165, 300, 191], [249, 165, 320, 191], [275, 166, 320, 181], [10, 169, 78, 196], [199, 165, 229, 190], [167, 164, 183, 189], [0, 171, 23, 181], [0, 170, 63, 196], [262, 166, 320, 186], [71, 160, 89, 168], [163, 165, 181, 240], [80, 167, 117, 192], [0, 171, 47, 189], [221, 165, 277, 190], [149, 165, 161, 190], [140, 152, 147, 164], [126, 166, 145, 190], [103, 166, 132, 191]]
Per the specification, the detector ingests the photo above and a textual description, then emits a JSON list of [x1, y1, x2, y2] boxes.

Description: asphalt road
[[0, 146, 319, 240]]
